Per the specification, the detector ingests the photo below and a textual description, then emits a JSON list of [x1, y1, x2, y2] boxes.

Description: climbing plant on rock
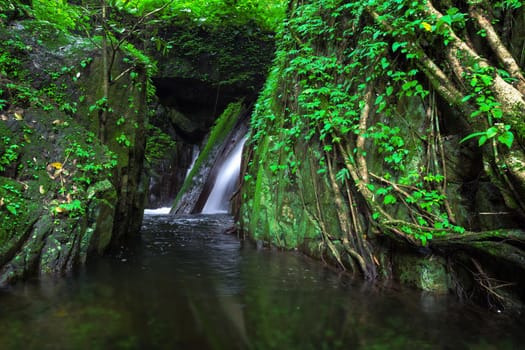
[[244, 0, 525, 292]]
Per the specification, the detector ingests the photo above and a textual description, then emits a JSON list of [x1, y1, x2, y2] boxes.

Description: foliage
[[145, 124, 176, 165], [0, 182, 23, 216], [23, 0, 286, 34], [0, 136, 21, 172], [246, 0, 525, 276], [32, 0, 82, 30], [113, 0, 287, 31], [44, 131, 117, 218]]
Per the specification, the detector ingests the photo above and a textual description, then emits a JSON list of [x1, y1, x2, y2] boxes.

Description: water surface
[[0, 213, 523, 349]]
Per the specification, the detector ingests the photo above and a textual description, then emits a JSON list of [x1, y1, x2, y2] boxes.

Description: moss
[[0, 11, 148, 282], [0, 178, 41, 265], [153, 21, 275, 95], [18, 20, 75, 50], [395, 254, 450, 293]]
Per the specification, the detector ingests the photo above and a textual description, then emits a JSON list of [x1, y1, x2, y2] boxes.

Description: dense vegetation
[[2, 0, 525, 311], [0, 0, 284, 282], [242, 0, 525, 310]]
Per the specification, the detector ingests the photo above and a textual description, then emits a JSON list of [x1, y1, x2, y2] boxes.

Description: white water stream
[[144, 207, 172, 215], [202, 137, 247, 214], [185, 144, 200, 180]]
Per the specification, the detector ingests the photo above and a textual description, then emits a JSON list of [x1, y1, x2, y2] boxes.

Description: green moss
[[153, 20, 275, 94], [19, 20, 72, 48], [396, 255, 450, 293]]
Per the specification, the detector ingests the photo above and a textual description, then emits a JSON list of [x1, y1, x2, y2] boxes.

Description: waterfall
[[144, 207, 171, 215], [202, 137, 247, 214], [185, 144, 200, 180]]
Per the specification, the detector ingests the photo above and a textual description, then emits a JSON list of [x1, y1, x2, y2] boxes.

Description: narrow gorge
[[1, 0, 525, 348]]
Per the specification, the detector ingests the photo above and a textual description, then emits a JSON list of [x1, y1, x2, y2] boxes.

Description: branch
[[111, 66, 134, 83], [423, 1, 525, 117], [356, 84, 373, 183], [469, 5, 525, 95], [367, 8, 471, 115], [115, 0, 174, 52]]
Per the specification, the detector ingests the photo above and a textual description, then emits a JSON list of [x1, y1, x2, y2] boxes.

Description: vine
[[247, 0, 525, 278]]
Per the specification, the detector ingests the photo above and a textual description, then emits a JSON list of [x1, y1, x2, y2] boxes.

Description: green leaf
[[486, 127, 498, 139], [461, 94, 473, 102], [498, 131, 514, 148], [492, 108, 503, 119], [478, 135, 488, 146], [335, 168, 349, 183], [460, 131, 485, 144], [376, 187, 389, 196], [392, 42, 406, 52], [6, 204, 17, 215], [383, 194, 397, 205]]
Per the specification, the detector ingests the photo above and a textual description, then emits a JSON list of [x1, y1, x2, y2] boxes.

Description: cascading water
[[202, 137, 247, 214], [185, 144, 200, 180], [144, 207, 172, 215]]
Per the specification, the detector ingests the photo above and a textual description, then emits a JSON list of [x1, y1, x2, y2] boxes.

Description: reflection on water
[[0, 214, 523, 349]]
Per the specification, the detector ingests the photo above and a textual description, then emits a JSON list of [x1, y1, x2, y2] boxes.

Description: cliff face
[[0, 19, 147, 283], [241, 0, 525, 311], [0, 10, 276, 283]]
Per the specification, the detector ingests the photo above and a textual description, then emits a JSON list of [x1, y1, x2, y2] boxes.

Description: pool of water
[[0, 213, 523, 349]]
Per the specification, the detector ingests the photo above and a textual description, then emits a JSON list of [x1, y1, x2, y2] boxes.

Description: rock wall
[[240, 0, 525, 311], [0, 19, 147, 283]]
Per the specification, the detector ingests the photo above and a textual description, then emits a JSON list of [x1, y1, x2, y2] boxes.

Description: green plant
[[0, 136, 21, 172], [460, 123, 514, 148], [0, 183, 22, 215], [115, 133, 131, 147], [145, 124, 176, 164], [53, 199, 84, 218]]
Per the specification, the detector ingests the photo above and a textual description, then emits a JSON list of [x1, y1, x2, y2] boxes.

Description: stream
[[0, 213, 524, 349]]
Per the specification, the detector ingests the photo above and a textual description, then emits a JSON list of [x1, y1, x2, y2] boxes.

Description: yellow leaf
[[54, 206, 66, 213], [14, 112, 23, 120], [39, 185, 46, 194], [49, 162, 63, 170], [421, 22, 432, 32], [0, 197, 4, 206]]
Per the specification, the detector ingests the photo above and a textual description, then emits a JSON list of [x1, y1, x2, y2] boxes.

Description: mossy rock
[[171, 101, 245, 214], [394, 254, 450, 293], [0, 177, 41, 267]]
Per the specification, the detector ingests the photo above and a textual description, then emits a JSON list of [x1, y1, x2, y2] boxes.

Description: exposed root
[[470, 258, 515, 310]]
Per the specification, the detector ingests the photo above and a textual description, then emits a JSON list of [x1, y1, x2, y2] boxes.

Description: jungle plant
[[245, 0, 525, 283], [145, 123, 176, 166], [0, 136, 21, 172], [0, 182, 22, 216]]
